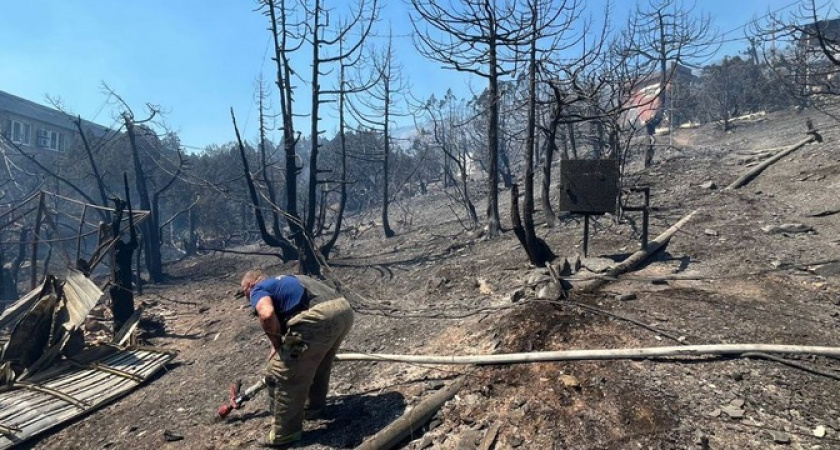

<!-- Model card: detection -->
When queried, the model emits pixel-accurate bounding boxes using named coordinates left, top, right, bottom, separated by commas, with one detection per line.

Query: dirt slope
left=27, top=108, right=840, bottom=450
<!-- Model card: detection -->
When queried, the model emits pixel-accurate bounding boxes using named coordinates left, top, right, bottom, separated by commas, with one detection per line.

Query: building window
left=37, top=129, right=65, bottom=152
left=11, top=120, right=31, bottom=145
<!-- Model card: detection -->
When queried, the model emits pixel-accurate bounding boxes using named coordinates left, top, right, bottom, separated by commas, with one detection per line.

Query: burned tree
left=255, top=0, right=377, bottom=275
left=109, top=175, right=139, bottom=333
left=624, top=0, right=717, bottom=166
left=320, top=27, right=381, bottom=257
left=411, top=0, right=528, bottom=237
left=350, top=34, right=409, bottom=238
left=508, top=0, right=576, bottom=265
left=423, top=91, right=479, bottom=230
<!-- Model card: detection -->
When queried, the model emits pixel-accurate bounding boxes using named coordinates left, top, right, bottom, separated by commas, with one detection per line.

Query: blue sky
left=0, top=0, right=826, bottom=151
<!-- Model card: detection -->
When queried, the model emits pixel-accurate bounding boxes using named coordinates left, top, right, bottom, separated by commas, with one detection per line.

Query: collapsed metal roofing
left=0, top=270, right=175, bottom=448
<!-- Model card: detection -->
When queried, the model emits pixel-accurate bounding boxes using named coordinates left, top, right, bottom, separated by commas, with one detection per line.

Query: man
left=240, top=269, right=354, bottom=447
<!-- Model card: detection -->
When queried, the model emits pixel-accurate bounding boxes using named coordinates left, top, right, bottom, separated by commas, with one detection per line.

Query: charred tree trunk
left=511, top=184, right=555, bottom=267
left=124, top=114, right=164, bottom=283
left=541, top=103, right=562, bottom=228
left=231, top=109, right=297, bottom=260
left=257, top=82, right=282, bottom=238
left=382, top=90, right=395, bottom=238
left=265, top=0, right=318, bottom=276
left=320, top=58, right=351, bottom=258
left=0, top=228, right=28, bottom=305
left=109, top=174, right=139, bottom=334
left=74, top=117, right=110, bottom=221
left=486, top=38, right=502, bottom=237
left=306, top=0, right=323, bottom=235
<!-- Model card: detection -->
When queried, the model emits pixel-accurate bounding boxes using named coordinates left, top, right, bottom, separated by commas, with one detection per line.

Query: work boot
left=303, top=407, right=322, bottom=420
left=261, top=429, right=302, bottom=448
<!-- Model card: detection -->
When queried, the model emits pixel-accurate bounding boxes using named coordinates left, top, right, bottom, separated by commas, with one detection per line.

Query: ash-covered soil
left=26, top=108, right=840, bottom=449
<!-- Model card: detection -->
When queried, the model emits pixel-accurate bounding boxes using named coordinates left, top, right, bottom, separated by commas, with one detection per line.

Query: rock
left=704, top=229, right=718, bottom=236
left=527, top=270, right=549, bottom=285
left=429, top=276, right=448, bottom=290
left=709, top=408, right=721, bottom=418
left=729, top=399, right=745, bottom=408
left=537, top=284, right=563, bottom=299
left=731, top=372, right=744, bottom=382
left=462, top=394, right=480, bottom=406
left=811, top=262, right=840, bottom=277
left=417, top=436, right=434, bottom=449
left=581, top=257, right=614, bottom=273
left=507, top=288, right=525, bottom=303
left=721, top=405, right=745, bottom=419
left=814, top=425, right=827, bottom=438
left=766, top=430, right=790, bottom=444
left=761, top=223, right=814, bottom=234
left=163, top=430, right=184, bottom=442
left=427, top=418, right=443, bottom=431
left=694, top=432, right=710, bottom=448
left=508, top=436, right=524, bottom=447
left=560, top=374, right=580, bottom=389
left=458, top=430, right=482, bottom=450
left=616, top=293, right=637, bottom=301
left=700, top=180, right=717, bottom=190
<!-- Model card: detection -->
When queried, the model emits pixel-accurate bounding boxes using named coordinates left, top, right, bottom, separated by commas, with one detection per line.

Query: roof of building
left=800, top=17, right=840, bottom=46
left=0, top=89, right=113, bottom=137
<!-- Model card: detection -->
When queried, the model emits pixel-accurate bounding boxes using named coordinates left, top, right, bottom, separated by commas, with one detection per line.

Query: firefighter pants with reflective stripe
left=265, top=297, right=354, bottom=439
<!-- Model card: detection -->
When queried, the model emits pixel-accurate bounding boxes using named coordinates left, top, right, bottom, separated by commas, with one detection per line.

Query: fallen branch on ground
left=573, top=210, right=698, bottom=293
left=725, top=131, right=822, bottom=190
left=336, top=344, right=840, bottom=365
left=354, top=376, right=465, bottom=450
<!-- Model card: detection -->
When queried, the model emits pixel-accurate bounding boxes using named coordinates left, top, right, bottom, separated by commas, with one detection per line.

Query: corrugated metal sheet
left=0, top=346, right=175, bottom=449
left=0, top=270, right=102, bottom=377
left=0, top=270, right=100, bottom=334
left=56, top=270, right=103, bottom=334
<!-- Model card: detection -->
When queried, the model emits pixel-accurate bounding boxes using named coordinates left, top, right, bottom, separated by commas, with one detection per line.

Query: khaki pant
left=265, top=297, right=354, bottom=439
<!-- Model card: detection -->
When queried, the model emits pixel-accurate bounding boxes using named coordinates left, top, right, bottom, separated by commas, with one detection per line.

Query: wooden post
left=30, top=193, right=45, bottom=290
left=76, top=205, right=87, bottom=264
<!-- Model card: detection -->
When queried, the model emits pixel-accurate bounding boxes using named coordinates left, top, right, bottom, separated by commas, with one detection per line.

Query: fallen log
left=572, top=210, right=698, bottom=293
left=354, top=376, right=465, bottom=450
left=725, top=132, right=821, bottom=190
left=336, top=344, right=840, bottom=365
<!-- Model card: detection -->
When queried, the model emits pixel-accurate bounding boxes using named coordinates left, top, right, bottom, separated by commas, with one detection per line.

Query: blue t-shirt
left=249, top=276, right=305, bottom=315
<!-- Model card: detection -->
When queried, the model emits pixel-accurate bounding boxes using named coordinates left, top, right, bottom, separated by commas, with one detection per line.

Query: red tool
left=217, top=378, right=267, bottom=419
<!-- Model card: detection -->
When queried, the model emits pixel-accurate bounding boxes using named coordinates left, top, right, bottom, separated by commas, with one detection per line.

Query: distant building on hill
left=796, top=17, right=840, bottom=94
left=798, top=17, right=840, bottom=54
left=624, top=63, right=696, bottom=132
left=0, top=89, right=112, bottom=154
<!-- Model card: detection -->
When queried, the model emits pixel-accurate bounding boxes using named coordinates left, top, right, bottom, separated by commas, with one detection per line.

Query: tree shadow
left=294, top=390, right=407, bottom=448
left=601, top=249, right=692, bottom=273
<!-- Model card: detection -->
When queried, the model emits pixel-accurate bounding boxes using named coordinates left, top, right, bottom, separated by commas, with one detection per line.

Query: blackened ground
left=25, top=108, right=840, bottom=449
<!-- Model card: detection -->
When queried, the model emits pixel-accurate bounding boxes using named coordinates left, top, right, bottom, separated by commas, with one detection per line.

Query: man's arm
left=254, top=296, right=284, bottom=355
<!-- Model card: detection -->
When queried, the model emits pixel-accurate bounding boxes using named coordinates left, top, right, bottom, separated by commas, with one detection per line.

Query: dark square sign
left=558, top=159, right=620, bottom=214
